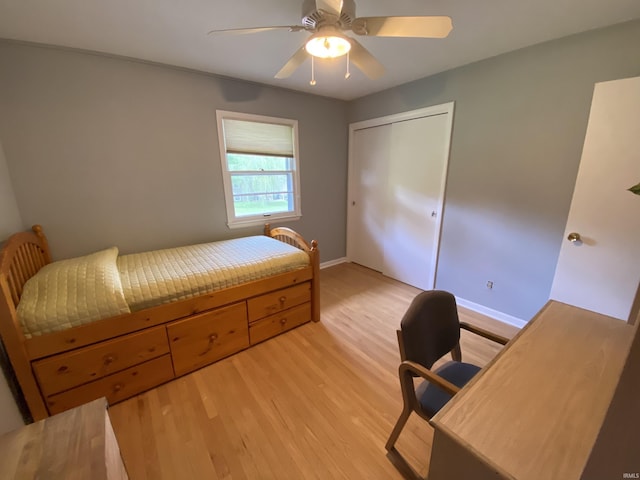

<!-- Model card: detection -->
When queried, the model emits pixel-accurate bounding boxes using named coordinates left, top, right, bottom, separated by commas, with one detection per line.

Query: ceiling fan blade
left=274, top=46, right=309, bottom=79
left=352, top=16, right=453, bottom=38
left=208, top=25, right=305, bottom=35
left=315, top=0, right=343, bottom=17
left=348, top=38, right=385, bottom=79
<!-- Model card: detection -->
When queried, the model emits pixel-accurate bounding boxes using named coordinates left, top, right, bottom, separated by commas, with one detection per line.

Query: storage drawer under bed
left=249, top=302, right=311, bottom=345
left=167, top=301, right=249, bottom=376
left=45, top=354, right=175, bottom=415
left=247, top=282, right=311, bottom=322
left=33, top=326, right=170, bottom=397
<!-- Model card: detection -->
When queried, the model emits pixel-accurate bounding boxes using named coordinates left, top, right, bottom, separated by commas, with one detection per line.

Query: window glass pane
left=230, top=174, right=291, bottom=196
left=227, top=153, right=291, bottom=172
left=233, top=193, right=292, bottom=217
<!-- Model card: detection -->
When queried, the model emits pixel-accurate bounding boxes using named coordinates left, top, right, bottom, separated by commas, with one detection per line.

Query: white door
left=347, top=124, right=391, bottom=272
left=347, top=103, right=454, bottom=290
left=383, top=114, right=450, bottom=289
left=550, top=76, right=640, bottom=321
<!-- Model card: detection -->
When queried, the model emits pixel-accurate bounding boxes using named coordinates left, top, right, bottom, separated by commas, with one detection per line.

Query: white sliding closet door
left=347, top=103, right=454, bottom=290
left=383, top=114, right=450, bottom=290
left=347, top=124, right=391, bottom=272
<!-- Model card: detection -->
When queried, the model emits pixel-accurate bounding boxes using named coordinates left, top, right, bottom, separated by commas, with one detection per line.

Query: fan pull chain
left=345, top=51, right=351, bottom=79
left=310, top=56, right=317, bottom=86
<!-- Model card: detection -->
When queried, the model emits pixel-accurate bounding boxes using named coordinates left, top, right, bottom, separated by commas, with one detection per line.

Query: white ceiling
left=1, top=0, right=639, bottom=101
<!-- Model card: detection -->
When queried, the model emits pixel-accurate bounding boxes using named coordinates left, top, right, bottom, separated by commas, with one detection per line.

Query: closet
left=347, top=103, right=454, bottom=290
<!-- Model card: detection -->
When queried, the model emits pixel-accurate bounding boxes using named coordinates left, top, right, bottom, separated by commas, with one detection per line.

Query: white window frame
left=216, top=110, right=302, bottom=229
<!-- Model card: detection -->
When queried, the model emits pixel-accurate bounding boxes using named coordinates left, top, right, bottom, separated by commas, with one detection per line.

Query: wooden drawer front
left=33, top=326, right=170, bottom=396
left=168, top=302, right=249, bottom=377
left=247, top=282, right=311, bottom=322
left=249, top=302, right=311, bottom=345
left=46, top=355, right=174, bottom=415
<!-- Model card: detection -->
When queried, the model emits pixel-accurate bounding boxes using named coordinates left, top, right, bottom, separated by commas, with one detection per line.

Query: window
left=216, top=111, right=302, bottom=228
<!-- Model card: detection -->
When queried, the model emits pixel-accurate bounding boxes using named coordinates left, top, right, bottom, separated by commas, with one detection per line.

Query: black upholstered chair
left=385, top=290, right=509, bottom=454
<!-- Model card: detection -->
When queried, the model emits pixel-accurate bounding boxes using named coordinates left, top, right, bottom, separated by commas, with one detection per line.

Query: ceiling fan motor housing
left=301, top=0, right=356, bottom=29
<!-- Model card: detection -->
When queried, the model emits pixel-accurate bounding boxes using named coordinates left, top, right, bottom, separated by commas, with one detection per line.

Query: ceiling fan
left=208, top=0, right=452, bottom=82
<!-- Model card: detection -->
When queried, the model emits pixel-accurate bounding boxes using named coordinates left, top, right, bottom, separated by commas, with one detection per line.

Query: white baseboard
left=455, top=297, right=527, bottom=329
left=320, top=257, right=348, bottom=269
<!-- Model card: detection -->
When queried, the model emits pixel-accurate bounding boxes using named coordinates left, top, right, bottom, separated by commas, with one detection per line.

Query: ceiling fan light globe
left=305, top=35, right=351, bottom=58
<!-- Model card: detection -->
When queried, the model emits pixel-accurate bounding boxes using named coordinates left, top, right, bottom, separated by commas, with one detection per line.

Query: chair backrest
left=399, top=290, right=461, bottom=369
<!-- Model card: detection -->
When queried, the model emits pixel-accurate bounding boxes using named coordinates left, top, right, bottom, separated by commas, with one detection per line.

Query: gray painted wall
left=348, top=20, right=640, bottom=321
left=0, top=138, right=25, bottom=433
left=0, top=140, right=23, bottom=239
left=0, top=42, right=348, bottom=262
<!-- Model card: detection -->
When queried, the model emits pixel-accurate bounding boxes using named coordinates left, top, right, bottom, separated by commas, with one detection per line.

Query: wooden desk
left=0, top=397, right=128, bottom=479
left=428, top=301, right=637, bottom=480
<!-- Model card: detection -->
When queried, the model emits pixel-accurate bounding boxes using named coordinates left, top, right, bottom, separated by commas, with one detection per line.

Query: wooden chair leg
left=385, top=407, right=412, bottom=451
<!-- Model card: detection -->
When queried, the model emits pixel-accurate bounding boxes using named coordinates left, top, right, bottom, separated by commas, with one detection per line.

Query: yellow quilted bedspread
left=117, top=235, right=309, bottom=311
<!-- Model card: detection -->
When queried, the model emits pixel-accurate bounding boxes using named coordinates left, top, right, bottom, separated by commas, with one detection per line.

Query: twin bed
left=0, top=224, right=319, bottom=420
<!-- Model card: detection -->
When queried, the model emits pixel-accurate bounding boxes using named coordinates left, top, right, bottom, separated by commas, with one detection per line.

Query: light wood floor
left=109, top=263, right=519, bottom=480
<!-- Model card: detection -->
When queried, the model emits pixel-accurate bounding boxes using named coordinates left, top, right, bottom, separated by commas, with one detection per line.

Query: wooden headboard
left=0, top=225, right=53, bottom=420
left=0, top=225, right=51, bottom=311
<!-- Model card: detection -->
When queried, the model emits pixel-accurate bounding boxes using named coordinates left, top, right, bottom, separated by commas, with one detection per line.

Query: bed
left=0, top=224, right=320, bottom=420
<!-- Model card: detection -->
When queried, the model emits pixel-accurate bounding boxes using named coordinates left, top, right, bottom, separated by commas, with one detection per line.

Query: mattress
left=17, top=235, right=310, bottom=337
left=117, top=235, right=310, bottom=311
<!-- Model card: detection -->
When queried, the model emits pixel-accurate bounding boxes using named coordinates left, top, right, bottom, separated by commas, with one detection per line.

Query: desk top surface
left=431, top=301, right=635, bottom=480
left=0, top=397, right=114, bottom=479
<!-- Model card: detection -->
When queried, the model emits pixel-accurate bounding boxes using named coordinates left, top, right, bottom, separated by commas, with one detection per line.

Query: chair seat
left=416, top=361, right=481, bottom=417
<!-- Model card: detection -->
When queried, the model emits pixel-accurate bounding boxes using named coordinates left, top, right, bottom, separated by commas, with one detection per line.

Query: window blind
left=222, top=119, right=294, bottom=157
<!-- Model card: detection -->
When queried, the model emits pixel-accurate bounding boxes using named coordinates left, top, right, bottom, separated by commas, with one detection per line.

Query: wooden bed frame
left=0, top=224, right=320, bottom=421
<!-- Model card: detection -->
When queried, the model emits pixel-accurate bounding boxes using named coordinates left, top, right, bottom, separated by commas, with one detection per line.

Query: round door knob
left=567, top=232, right=581, bottom=243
